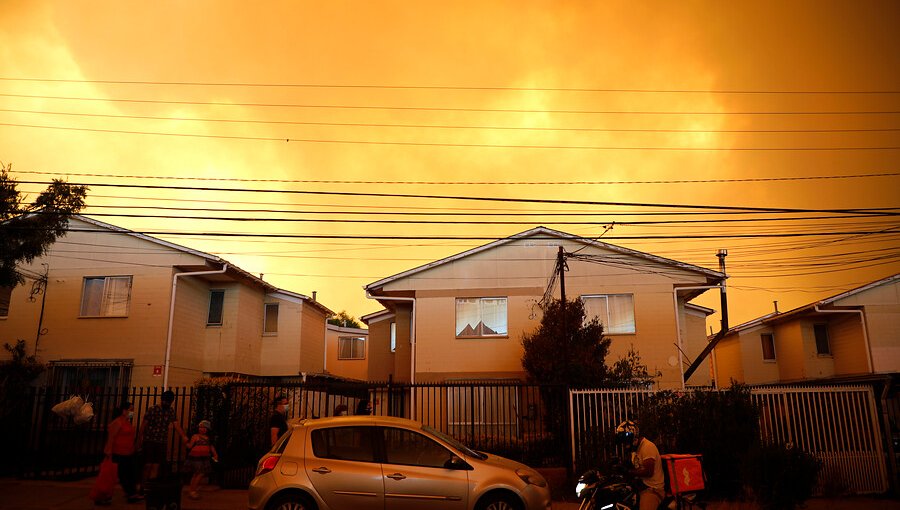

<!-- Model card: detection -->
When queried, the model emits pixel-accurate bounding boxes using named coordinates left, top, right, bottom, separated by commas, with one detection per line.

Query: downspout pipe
left=813, top=305, right=874, bottom=373
left=366, top=291, right=416, bottom=419
left=164, top=264, right=228, bottom=389
left=672, top=285, right=724, bottom=388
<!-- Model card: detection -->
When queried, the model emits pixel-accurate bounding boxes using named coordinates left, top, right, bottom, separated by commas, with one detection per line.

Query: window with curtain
left=80, top=276, right=132, bottom=317
left=581, top=294, right=635, bottom=334
left=207, top=290, right=224, bottom=325
left=761, top=333, right=776, bottom=361
left=455, top=297, right=507, bottom=337
left=264, top=303, right=279, bottom=333
left=339, top=337, right=366, bottom=359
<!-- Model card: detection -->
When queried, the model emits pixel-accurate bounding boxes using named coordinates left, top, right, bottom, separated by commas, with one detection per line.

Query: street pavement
left=1, top=477, right=898, bottom=510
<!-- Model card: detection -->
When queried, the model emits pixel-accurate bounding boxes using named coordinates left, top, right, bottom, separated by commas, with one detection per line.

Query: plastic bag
left=73, top=401, right=94, bottom=425
left=51, top=395, right=84, bottom=418
left=89, top=458, right=118, bottom=502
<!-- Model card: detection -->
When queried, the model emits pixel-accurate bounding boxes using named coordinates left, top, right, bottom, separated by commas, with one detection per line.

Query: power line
left=6, top=121, right=900, bottom=151
left=6, top=108, right=900, bottom=135
left=3, top=77, right=899, bottom=94
left=15, top=180, right=900, bottom=216
left=4, top=92, right=900, bottom=115
left=17, top=170, right=900, bottom=186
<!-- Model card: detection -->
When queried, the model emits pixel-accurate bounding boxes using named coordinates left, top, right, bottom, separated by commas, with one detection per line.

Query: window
left=814, top=324, right=831, bottom=355
left=80, top=276, right=132, bottom=317
left=264, top=303, right=278, bottom=333
left=207, top=290, right=224, bottom=326
left=311, top=426, right=376, bottom=462
left=455, top=297, right=507, bottom=337
left=761, top=333, right=776, bottom=361
left=338, top=337, right=366, bottom=359
left=382, top=428, right=453, bottom=468
left=390, top=322, right=396, bottom=352
left=48, top=360, right=133, bottom=391
left=0, top=286, right=11, bottom=317
left=582, top=294, right=635, bottom=334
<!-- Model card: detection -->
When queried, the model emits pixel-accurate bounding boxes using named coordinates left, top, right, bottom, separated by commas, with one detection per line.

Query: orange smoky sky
left=1, top=0, right=898, bottom=327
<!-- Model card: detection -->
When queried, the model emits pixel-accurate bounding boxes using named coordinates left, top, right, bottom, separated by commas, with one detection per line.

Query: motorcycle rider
left=616, top=420, right=665, bottom=510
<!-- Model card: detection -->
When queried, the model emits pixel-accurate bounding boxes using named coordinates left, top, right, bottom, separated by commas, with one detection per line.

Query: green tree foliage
left=639, top=386, right=761, bottom=498
left=0, top=340, right=45, bottom=475
left=1, top=163, right=88, bottom=287
left=521, top=298, right=611, bottom=386
left=609, top=345, right=658, bottom=388
left=327, top=310, right=362, bottom=329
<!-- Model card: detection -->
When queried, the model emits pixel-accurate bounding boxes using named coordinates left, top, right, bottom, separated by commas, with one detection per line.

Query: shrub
left=742, top=443, right=821, bottom=510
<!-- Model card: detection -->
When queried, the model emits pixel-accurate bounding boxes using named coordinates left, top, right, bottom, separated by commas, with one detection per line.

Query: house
left=325, top=323, right=371, bottom=381
left=363, top=226, right=725, bottom=389
left=0, top=215, right=333, bottom=388
left=713, top=273, right=900, bottom=385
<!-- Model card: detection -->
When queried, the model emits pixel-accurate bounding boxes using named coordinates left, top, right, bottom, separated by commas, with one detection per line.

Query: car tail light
left=256, top=455, right=280, bottom=476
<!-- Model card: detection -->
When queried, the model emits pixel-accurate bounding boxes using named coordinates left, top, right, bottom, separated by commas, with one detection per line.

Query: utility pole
left=684, top=249, right=729, bottom=381
left=717, top=249, right=729, bottom=332
left=558, top=247, right=568, bottom=381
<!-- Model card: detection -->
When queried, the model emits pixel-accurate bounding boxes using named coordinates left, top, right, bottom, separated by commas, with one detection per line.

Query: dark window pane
left=0, top=286, right=11, bottom=316
left=382, top=428, right=452, bottom=468
left=311, top=427, right=376, bottom=462
left=264, top=303, right=278, bottom=333
left=814, top=324, right=830, bottom=355
left=208, top=290, right=224, bottom=325
left=761, top=334, right=776, bottom=361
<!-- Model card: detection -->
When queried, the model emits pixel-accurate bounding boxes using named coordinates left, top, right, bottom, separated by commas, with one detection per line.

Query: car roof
left=290, top=415, right=425, bottom=429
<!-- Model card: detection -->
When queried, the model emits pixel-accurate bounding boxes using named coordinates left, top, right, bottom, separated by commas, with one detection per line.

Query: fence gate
left=752, top=385, right=889, bottom=494
left=570, top=385, right=890, bottom=495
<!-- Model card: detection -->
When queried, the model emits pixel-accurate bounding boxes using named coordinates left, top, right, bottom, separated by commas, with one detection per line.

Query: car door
left=305, top=425, right=385, bottom=510
left=380, top=426, right=469, bottom=510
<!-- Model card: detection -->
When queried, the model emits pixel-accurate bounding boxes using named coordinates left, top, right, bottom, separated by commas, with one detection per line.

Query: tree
left=0, top=340, right=45, bottom=475
left=521, top=298, right=611, bottom=387
left=1, top=163, right=88, bottom=287
left=609, top=345, right=658, bottom=388
left=328, top=310, right=362, bottom=329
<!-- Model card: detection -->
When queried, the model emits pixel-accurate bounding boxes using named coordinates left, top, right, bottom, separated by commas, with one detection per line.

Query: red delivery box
left=661, top=454, right=705, bottom=494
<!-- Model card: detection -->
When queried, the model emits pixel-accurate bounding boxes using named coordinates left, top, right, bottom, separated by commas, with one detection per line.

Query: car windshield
left=423, top=425, right=487, bottom=460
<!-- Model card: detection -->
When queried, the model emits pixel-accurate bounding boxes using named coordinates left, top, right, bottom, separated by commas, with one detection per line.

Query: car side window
left=311, top=426, right=376, bottom=463
left=382, top=427, right=454, bottom=468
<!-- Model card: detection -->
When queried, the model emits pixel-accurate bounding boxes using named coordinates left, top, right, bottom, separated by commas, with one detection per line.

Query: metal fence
left=569, top=385, right=891, bottom=495
left=20, top=380, right=569, bottom=488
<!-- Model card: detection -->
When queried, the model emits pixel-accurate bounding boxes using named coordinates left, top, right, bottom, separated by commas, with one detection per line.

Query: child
left=184, top=420, right=218, bottom=500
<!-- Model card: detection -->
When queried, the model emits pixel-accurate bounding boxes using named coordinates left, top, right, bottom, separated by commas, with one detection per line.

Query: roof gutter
left=164, top=264, right=228, bottom=389
left=813, top=305, right=873, bottom=373
left=366, top=291, right=416, bottom=420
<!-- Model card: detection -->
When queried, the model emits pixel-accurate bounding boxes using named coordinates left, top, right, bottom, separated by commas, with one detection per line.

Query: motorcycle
left=574, top=466, right=704, bottom=510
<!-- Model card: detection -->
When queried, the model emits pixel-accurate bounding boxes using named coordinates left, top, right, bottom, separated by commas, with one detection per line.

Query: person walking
left=355, top=399, right=373, bottom=415
left=269, top=395, right=289, bottom=446
left=184, top=420, right=219, bottom=500
left=100, top=401, right=143, bottom=504
left=138, top=390, right=188, bottom=483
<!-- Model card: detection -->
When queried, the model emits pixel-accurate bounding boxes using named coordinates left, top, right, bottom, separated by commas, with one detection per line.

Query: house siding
left=372, top=236, right=718, bottom=389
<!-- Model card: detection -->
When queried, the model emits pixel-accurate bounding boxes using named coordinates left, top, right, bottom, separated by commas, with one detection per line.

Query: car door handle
left=386, top=473, right=406, bottom=480
left=312, top=467, right=332, bottom=474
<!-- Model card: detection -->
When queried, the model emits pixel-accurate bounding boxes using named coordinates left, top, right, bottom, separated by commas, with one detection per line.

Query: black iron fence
left=17, top=380, right=570, bottom=488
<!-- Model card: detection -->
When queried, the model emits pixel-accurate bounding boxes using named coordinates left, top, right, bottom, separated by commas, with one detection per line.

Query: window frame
left=0, top=285, right=12, bottom=318
left=207, top=289, right=225, bottom=326
left=455, top=297, right=508, bottom=338
left=79, top=276, right=133, bottom=318
left=760, top=333, right=776, bottom=362
left=390, top=321, right=397, bottom=353
left=338, top=336, right=366, bottom=360
left=263, top=303, right=279, bottom=334
left=581, top=293, right=636, bottom=334
left=814, top=323, right=831, bottom=356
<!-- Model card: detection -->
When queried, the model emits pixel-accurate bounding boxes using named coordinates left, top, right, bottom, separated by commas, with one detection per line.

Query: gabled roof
left=724, top=272, right=900, bottom=336
left=365, top=226, right=724, bottom=291
left=67, top=215, right=331, bottom=314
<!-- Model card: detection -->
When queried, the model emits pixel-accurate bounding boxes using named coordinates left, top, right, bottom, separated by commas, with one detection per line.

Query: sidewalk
left=1, top=477, right=898, bottom=510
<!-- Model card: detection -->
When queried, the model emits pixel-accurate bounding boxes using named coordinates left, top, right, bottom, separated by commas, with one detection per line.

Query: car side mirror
left=444, top=456, right=473, bottom=470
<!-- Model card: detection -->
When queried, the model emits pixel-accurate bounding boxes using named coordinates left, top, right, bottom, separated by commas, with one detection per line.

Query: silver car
left=248, top=415, right=552, bottom=510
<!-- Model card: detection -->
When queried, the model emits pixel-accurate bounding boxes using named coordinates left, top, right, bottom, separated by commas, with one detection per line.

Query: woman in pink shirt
left=103, top=402, right=143, bottom=504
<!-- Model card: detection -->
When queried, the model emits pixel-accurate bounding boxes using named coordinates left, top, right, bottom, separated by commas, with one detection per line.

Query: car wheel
left=477, top=493, right=522, bottom=510
left=266, top=493, right=317, bottom=510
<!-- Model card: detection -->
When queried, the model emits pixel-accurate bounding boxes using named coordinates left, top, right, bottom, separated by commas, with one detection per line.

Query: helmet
left=615, top=420, right=639, bottom=446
